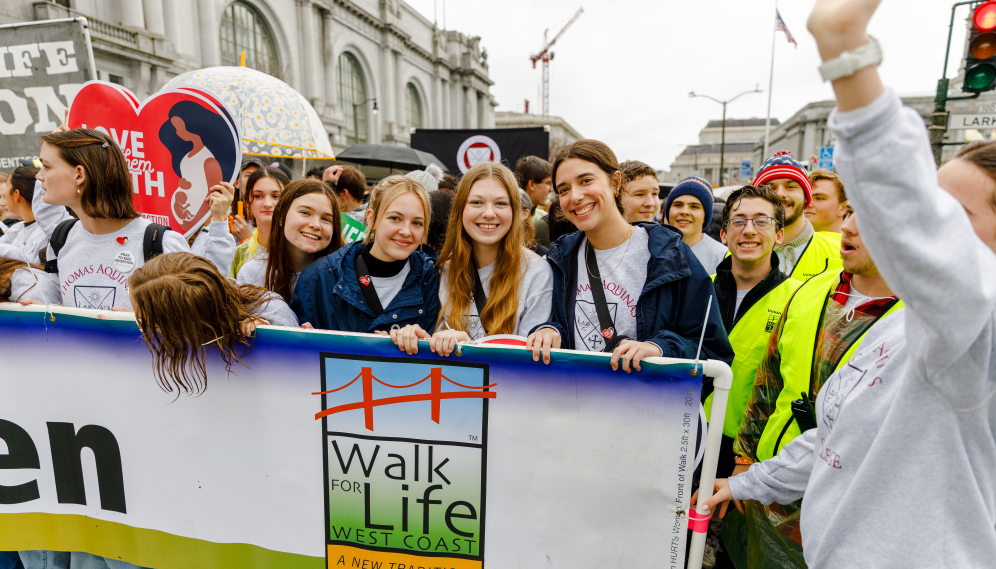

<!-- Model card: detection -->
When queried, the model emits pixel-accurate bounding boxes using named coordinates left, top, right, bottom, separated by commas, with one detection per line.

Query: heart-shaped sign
left=67, top=81, right=241, bottom=239
left=116, top=236, right=127, bottom=245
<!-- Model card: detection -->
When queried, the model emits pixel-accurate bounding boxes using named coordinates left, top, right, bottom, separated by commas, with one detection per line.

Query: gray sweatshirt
left=47, top=217, right=190, bottom=310
left=256, top=291, right=300, bottom=327
left=5, top=266, right=61, bottom=304
left=437, top=248, right=553, bottom=339
left=190, top=221, right=237, bottom=276
left=730, top=90, right=996, bottom=568
left=32, top=181, right=235, bottom=278
left=0, top=220, right=47, bottom=264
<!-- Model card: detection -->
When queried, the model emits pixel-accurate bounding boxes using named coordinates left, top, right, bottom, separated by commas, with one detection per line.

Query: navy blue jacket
left=290, top=241, right=441, bottom=333
left=532, top=222, right=734, bottom=364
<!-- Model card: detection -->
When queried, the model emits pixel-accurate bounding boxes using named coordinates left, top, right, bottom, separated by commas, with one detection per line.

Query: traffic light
left=964, top=1, right=996, bottom=93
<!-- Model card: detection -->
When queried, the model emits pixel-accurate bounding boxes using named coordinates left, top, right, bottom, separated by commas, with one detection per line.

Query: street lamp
left=689, top=86, right=762, bottom=187
left=351, top=98, right=378, bottom=144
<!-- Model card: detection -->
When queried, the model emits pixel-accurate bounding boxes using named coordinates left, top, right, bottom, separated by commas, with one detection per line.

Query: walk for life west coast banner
left=0, top=305, right=702, bottom=568
left=0, top=18, right=95, bottom=168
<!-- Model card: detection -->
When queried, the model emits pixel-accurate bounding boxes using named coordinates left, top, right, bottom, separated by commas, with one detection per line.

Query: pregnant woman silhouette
left=158, top=101, right=237, bottom=224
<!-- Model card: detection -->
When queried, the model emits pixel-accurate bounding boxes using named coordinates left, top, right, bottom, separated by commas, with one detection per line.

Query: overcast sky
left=405, top=0, right=968, bottom=171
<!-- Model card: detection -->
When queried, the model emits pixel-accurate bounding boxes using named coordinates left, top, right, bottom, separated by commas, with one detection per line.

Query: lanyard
left=584, top=240, right=626, bottom=352
left=354, top=253, right=384, bottom=315
left=471, top=258, right=488, bottom=336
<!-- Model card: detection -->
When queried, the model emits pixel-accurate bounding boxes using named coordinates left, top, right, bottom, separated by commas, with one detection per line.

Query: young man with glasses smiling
left=706, top=185, right=802, bottom=482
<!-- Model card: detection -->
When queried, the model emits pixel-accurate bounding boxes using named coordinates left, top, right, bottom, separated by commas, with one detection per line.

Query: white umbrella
left=164, top=66, right=334, bottom=161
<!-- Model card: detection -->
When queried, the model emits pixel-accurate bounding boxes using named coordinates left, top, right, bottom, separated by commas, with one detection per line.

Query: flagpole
left=763, top=0, right=777, bottom=161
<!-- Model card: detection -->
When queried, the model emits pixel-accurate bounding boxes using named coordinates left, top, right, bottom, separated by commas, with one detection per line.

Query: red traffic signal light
left=976, top=1, right=996, bottom=31
left=965, top=2, right=996, bottom=93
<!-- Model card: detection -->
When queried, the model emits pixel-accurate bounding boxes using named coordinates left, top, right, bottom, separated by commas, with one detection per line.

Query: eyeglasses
left=724, top=216, right=778, bottom=232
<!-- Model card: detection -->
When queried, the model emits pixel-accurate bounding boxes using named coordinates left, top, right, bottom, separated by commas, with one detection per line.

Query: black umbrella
left=336, top=144, right=450, bottom=172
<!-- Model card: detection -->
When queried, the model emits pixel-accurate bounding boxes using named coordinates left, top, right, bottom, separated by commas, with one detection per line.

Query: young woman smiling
left=291, top=175, right=440, bottom=333
left=229, top=166, right=289, bottom=279
left=236, top=179, right=344, bottom=301
left=525, top=139, right=733, bottom=373
left=391, top=162, right=553, bottom=356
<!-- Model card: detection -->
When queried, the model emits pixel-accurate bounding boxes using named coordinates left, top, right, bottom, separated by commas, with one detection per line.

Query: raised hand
left=808, top=0, right=885, bottom=111
left=208, top=182, right=235, bottom=222
left=808, top=0, right=882, bottom=60
left=323, top=165, right=344, bottom=184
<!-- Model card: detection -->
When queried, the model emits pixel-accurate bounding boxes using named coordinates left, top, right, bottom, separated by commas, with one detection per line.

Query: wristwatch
left=818, top=36, right=882, bottom=82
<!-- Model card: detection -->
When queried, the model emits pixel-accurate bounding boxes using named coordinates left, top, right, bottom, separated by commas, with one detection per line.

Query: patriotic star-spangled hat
left=753, top=150, right=813, bottom=207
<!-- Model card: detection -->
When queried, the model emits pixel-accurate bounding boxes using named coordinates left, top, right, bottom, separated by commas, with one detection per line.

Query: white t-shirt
left=573, top=227, right=651, bottom=351
left=437, top=248, right=554, bottom=340
left=47, top=217, right=190, bottom=310
left=371, top=261, right=411, bottom=310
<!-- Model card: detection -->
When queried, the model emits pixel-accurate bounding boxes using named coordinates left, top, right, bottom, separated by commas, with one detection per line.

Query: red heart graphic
left=602, top=328, right=614, bottom=339
left=116, top=236, right=127, bottom=245
left=359, top=276, right=371, bottom=286
left=67, top=81, right=241, bottom=239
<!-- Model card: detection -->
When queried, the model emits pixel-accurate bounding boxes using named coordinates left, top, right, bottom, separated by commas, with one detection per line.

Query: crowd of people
left=2, top=0, right=995, bottom=567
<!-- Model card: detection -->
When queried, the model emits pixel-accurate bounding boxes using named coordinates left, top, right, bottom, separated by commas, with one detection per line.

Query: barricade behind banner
left=0, top=306, right=703, bottom=568
left=0, top=18, right=95, bottom=168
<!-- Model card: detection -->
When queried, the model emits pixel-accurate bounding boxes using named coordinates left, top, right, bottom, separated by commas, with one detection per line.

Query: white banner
left=0, top=305, right=711, bottom=568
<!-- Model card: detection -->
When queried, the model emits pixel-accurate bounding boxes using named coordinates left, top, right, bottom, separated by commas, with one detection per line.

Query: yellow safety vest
left=705, top=275, right=802, bottom=438
left=785, top=231, right=842, bottom=282
left=754, top=269, right=904, bottom=461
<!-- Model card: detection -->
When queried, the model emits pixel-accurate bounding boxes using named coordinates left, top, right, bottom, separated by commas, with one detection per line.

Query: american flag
left=776, top=10, right=798, bottom=48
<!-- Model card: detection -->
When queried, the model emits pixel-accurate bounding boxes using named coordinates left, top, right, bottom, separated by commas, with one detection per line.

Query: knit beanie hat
left=665, top=176, right=714, bottom=231
left=752, top=150, right=813, bottom=207
left=405, top=163, right=445, bottom=192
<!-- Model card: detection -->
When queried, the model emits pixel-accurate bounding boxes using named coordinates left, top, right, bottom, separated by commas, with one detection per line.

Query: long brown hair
left=40, top=128, right=139, bottom=220
left=436, top=162, right=525, bottom=336
left=0, top=257, right=43, bottom=302
left=265, top=179, right=344, bottom=300
left=129, top=252, right=271, bottom=395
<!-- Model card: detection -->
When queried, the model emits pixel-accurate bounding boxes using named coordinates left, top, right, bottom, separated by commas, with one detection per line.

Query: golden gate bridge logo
left=313, top=367, right=496, bottom=431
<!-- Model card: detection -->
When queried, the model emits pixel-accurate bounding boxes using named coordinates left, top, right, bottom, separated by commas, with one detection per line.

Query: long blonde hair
left=129, top=252, right=270, bottom=395
left=364, top=175, right=431, bottom=244
left=437, top=162, right=524, bottom=336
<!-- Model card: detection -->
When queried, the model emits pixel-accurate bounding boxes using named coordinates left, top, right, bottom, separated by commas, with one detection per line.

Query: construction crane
left=530, top=7, right=583, bottom=117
